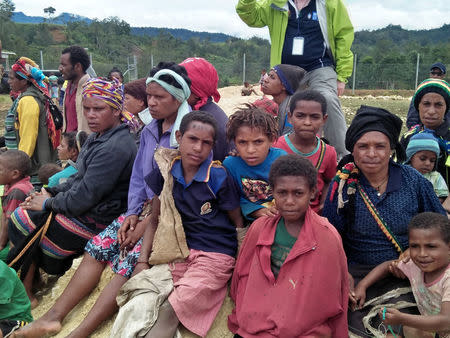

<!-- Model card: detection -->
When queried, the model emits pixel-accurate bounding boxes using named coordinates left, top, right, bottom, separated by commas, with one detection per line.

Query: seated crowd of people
left=0, top=46, right=450, bottom=338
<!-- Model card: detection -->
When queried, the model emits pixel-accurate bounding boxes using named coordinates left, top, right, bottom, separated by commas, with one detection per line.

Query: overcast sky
left=12, top=0, right=450, bottom=39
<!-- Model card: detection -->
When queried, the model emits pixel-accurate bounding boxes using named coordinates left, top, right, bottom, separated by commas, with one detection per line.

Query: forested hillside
left=1, top=3, right=449, bottom=88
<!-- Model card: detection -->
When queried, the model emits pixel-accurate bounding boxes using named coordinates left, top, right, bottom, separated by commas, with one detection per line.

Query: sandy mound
left=217, top=85, right=266, bottom=116
left=32, top=257, right=233, bottom=337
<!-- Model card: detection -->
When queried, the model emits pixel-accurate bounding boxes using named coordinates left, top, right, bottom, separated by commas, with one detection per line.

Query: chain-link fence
left=6, top=49, right=448, bottom=90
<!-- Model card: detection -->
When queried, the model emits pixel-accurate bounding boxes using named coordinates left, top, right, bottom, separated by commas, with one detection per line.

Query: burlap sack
left=149, top=148, right=190, bottom=265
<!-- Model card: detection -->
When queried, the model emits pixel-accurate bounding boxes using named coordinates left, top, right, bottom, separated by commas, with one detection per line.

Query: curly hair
left=61, top=46, right=90, bottom=72
left=269, top=154, right=317, bottom=190
left=124, top=78, right=148, bottom=108
left=226, top=104, right=278, bottom=142
left=409, top=212, right=450, bottom=243
left=148, top=61, right=191, bottom=90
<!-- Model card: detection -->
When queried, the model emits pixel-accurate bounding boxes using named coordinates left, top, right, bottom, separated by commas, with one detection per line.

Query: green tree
left=0, top=0, right=15, bottom=35
left=43, top=6, right=56, bottom=22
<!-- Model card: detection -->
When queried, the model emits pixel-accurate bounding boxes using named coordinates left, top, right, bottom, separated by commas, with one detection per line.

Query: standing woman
left=15, top=62, right=192, bottom=338
left=7, top=78, right=137, bottom=307
left=5, top=57, right=57, bottom=185
left=322, top=106, right=446, bottom=337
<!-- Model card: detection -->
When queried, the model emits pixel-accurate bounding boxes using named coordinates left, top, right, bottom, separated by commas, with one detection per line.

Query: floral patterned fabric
left=85, top=215, right=142, bottom=278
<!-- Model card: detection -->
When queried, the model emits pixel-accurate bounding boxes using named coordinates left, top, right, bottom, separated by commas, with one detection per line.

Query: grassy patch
left=340, top=96, right=410, bottom=133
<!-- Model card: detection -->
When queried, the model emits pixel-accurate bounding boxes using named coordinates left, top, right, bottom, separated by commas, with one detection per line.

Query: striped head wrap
left=82, top=77, right=124, bottom=111
left=413, top=78, right=450, bottom=113
left=12, top=57, right=49, bottom=95
left=146, top=69, right=191, bottom=147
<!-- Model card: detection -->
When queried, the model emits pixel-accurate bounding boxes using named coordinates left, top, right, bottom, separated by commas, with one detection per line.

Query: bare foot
left=14, top=318, right=62, bottom=338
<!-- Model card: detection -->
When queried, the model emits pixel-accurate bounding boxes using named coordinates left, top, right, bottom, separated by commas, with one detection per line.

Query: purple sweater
left=125, top=119, right=172, bottom=216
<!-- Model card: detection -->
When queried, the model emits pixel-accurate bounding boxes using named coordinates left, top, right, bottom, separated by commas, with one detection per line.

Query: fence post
left=243, top=53, right=246, bottom=84
left=133, top=54, right=138, bottom=80
left=151, top=54, right=154, bottom=70
left=415, top=53, right=420, bottom=89
left=40, top=50, right=44, bottom=70
left=352, top=53, right=357, bottom=95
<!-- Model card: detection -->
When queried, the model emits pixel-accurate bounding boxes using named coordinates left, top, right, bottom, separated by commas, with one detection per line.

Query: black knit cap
left=345, top=105, right=405, bottom=162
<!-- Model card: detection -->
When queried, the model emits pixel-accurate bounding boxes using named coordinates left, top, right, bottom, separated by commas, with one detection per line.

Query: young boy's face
left=176, top=121, right=215, bottom=169
left=0, top=157, right=18, bottom=186
left=289, top=100, right=327, bottom=142
left=273, top=175, right=316, bottom=224
left=234, top=126, right=273, bottom=166
left=261, top=70, right=284, bottom=96
left=409, top=227, right=450, bottom=281
left=410, top=150, right=436, bottom=175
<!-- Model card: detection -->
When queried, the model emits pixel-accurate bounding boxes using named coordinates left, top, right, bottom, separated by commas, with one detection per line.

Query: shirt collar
left=171, top=157, right=214, bottom=187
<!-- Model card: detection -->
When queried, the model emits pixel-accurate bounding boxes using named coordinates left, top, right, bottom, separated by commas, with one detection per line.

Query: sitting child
left=241, top=82, right=257, bottom=96
left=406, top=132, right=449, bottom=202
left=228, top=154, right=349, bottom=336
left=223, top=106, right=287, bottom=221
left=0, top=260, right=33, bottom=337
left=132, top=111, right=243, bottom=337
left=274, top=90, right=337, bottom=213
left=38, top=163, right=62, bottom=187
left=0, top=150, right=33, bottom=259
left=353, top=212, right=450, bottom=338
left=47, top=131, right=88, bottom=187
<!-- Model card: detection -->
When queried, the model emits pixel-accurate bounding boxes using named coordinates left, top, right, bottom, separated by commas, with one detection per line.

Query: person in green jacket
left=236, top=0, right=354, bottom=159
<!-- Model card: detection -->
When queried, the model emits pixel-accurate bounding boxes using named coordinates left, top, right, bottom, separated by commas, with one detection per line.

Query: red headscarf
left=179, top=57, right=221, bottom=110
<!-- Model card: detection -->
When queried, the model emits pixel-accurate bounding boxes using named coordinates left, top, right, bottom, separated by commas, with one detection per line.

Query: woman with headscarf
left=322, top=106, right=446, bottom=337
left=260, top=64, right=306, bottom=136
left=5, top=57, right=58, bottom=185
left=401, top=79, right=450, bottom=187
left=180, top=57, right=229, bottom=161
left=7, top=77, right=137, bottom=308
left=15, top=62, right=192, bottom=338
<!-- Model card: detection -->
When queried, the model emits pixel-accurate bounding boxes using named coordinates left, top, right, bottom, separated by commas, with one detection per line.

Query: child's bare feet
left=14, top=316, right=62, bottom=338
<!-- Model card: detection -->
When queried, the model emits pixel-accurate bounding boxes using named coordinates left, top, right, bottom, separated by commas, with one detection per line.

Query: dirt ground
left=3, top=87, right=410, bottom=336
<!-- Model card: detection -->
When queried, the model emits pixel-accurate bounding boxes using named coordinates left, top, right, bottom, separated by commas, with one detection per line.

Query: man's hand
left=337, top=80, right=346, bottom=96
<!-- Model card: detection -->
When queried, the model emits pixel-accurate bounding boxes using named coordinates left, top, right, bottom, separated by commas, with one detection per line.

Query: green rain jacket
left=236, top=0, right=354, bottom=83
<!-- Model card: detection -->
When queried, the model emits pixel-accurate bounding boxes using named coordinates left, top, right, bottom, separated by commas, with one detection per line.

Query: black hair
left=148, top=62, right=191, bottom=89
left=38, top=163, right=62, bottom=185
left=409, top=212, right=450, bottom=243
left=124, top=78, right=148, bottom=107
left=57, top=76, right=65, bottom=85
left=269, top=154, right=317, bottom=190
left=179, top=111, right=218, bottom=143
left=61, top=46, right=90, bottom=72
left=0, top=149, right=31, bottom=178
left=227, top=104, right=278, bottom=142
left=108, top=67, right=124, bottom=82
left=289, top=89, right=328, bottom=116
left=62, top=131, right=88, bottom=153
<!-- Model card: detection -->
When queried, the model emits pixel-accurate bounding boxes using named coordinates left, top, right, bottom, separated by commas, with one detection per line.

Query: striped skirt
left=8, top=207, right=107, bottom=275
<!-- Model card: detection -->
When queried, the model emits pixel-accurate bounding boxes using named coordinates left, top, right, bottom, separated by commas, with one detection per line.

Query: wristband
left=42, top=198, right=49, bottom=210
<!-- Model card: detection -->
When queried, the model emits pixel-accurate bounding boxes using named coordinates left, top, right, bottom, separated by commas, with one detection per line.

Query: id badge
left=292, top=36, right=304, bottom=56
